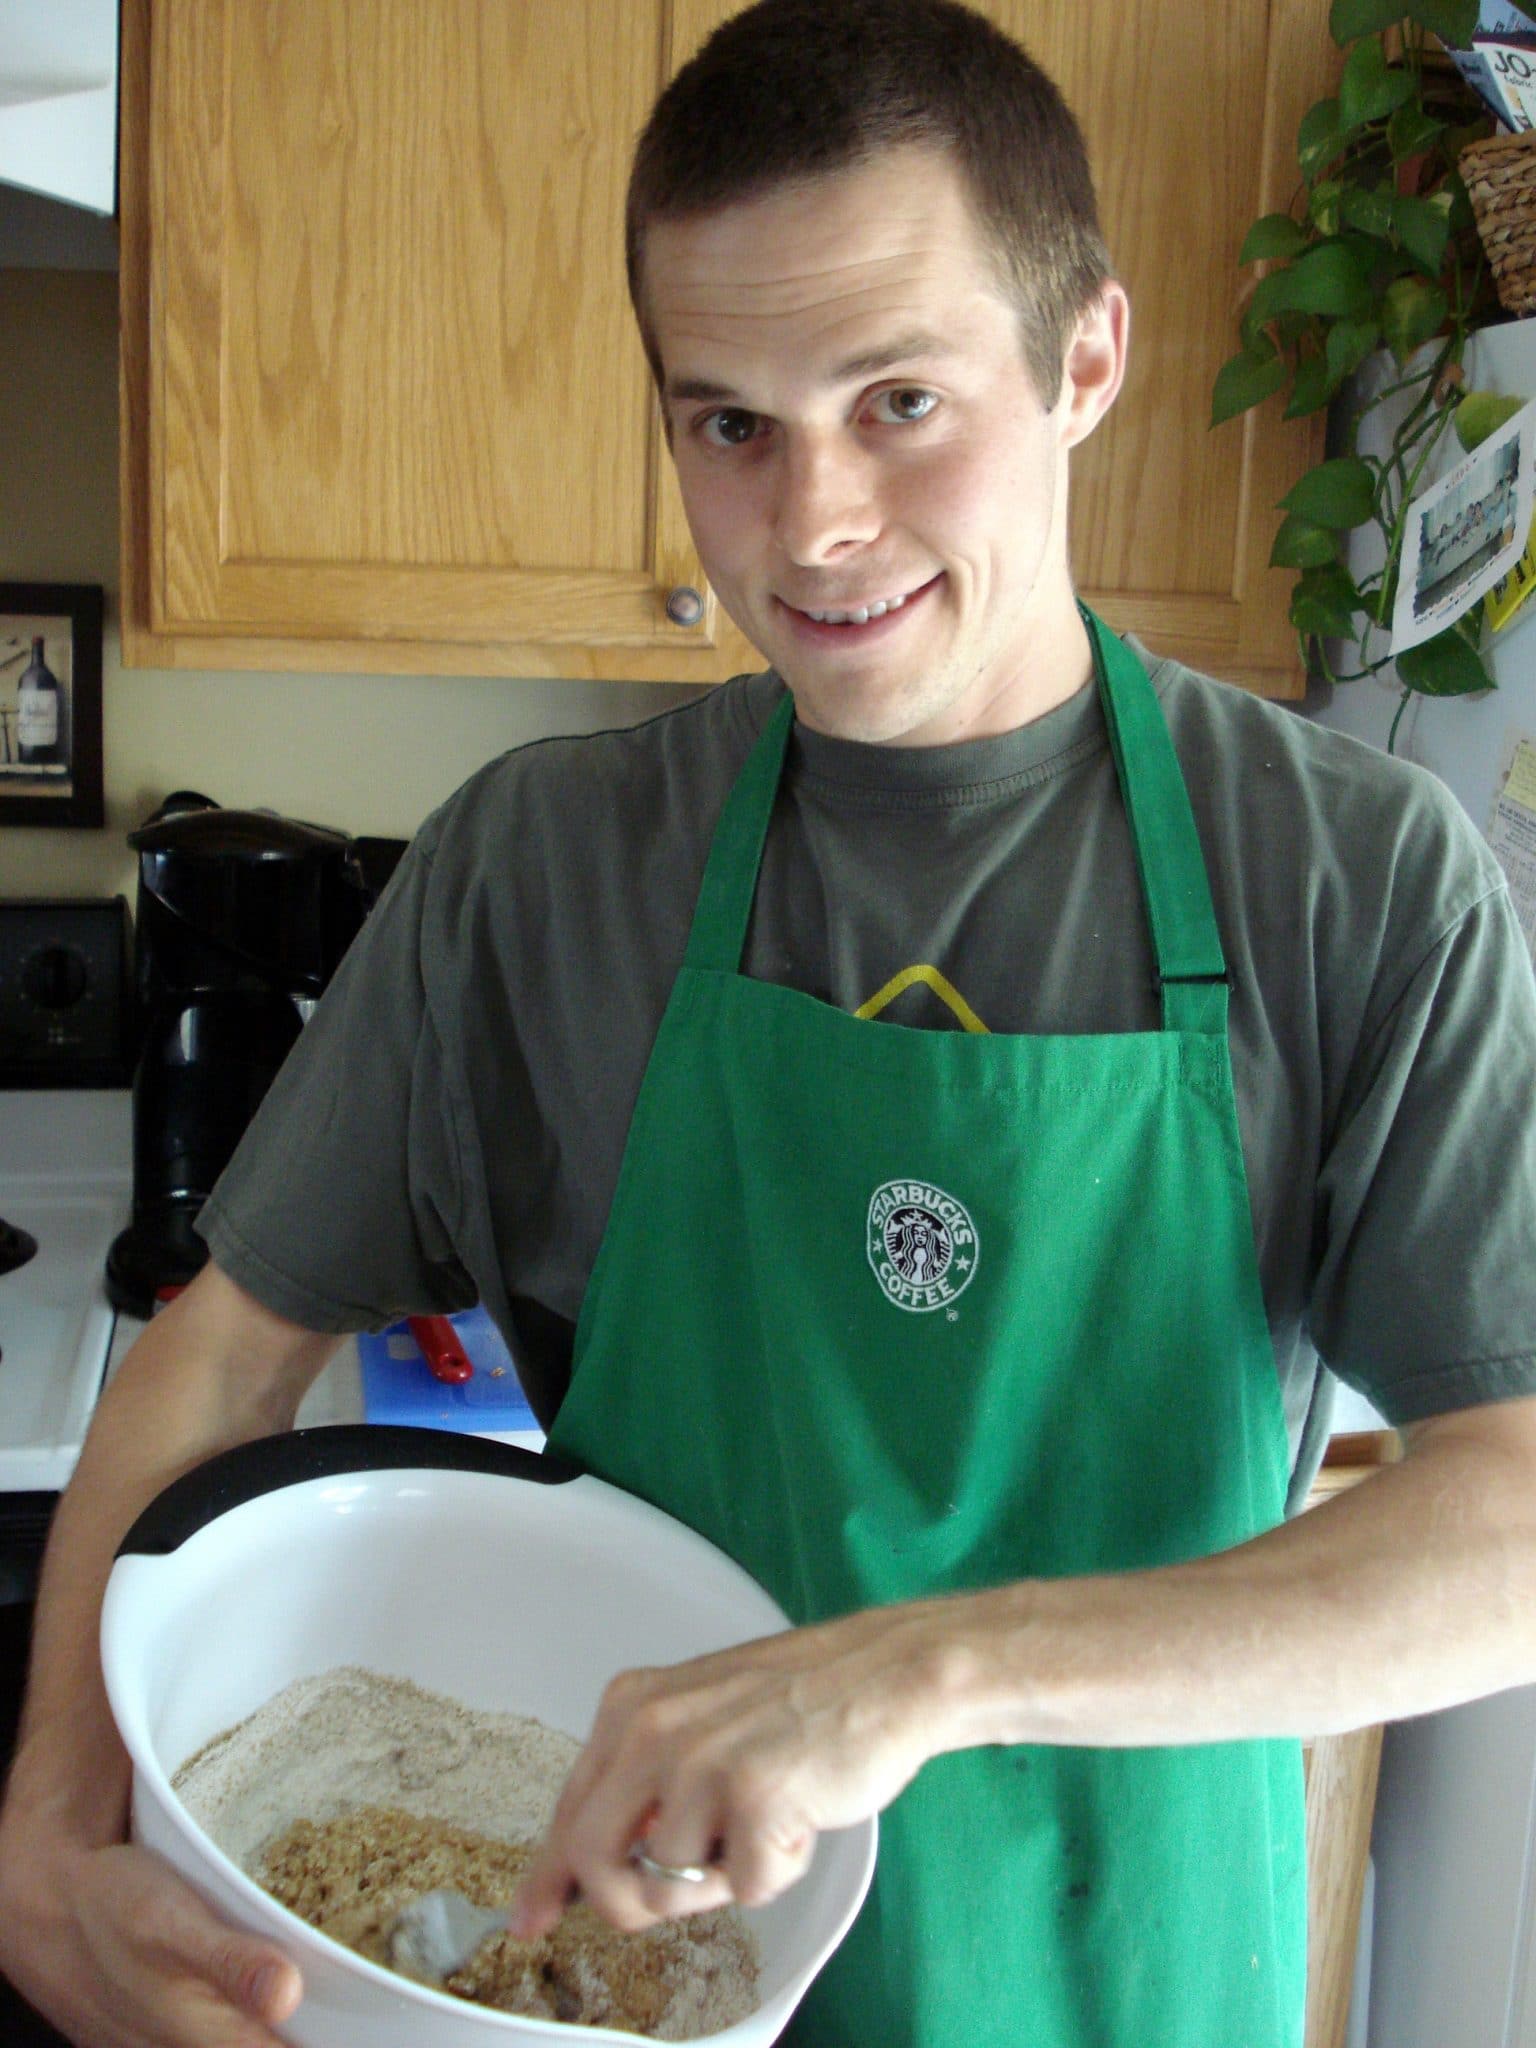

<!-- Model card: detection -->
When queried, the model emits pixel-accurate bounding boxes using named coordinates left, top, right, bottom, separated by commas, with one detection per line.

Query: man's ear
left=1057, top=283, right=1129, bottom=451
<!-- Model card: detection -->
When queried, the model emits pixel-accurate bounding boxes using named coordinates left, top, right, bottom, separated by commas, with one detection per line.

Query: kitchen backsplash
left=0, top=267, right=706, bottom=904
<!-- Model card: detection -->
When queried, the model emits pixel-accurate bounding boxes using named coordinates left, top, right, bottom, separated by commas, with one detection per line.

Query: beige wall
left=0, top=267, right=705, bottom=905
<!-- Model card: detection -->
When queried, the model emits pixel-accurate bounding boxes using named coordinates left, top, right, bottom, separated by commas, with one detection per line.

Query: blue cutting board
left=357, top=1304, right=541, bottom=1436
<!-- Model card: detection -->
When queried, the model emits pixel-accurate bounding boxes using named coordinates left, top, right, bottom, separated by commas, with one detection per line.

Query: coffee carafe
left=105, top=796, right=393, bottom=1317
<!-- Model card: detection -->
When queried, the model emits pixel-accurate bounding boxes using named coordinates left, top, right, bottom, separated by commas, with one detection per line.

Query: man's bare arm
left=514, top=1394, right=1536, bottom=1932
left=0, top=1262, right=342, bottom=2048
left=924, top=1396, right=1536, bottom=1747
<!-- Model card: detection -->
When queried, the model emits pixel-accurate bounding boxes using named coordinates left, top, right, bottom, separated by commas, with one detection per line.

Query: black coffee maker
left=106, top=795, right=402, bottom=1317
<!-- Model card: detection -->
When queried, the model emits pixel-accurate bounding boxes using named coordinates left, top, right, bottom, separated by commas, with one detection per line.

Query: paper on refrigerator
left=1390, top=401, right=1536, bottom=656
left=1486, top=733, right=1536, bottom=965
left=1479, top=38, right=1536, bottom=129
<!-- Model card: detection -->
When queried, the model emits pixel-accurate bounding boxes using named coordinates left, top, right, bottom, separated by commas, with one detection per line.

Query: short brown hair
left=626, top=0, right=1113, bottom=404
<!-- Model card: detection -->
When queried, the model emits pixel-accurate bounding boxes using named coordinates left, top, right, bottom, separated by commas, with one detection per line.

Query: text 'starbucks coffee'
left=865, top=1180, right=979, bottom=1312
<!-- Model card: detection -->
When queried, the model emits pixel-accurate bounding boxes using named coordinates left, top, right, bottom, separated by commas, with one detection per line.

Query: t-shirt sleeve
left=1310, top=858, right=1536, bottom=1423
left=196, top=832, right=476, bottom=1332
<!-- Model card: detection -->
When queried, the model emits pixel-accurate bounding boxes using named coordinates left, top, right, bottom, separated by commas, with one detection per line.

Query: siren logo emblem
left=866, top=1180, right=979, bottom=1313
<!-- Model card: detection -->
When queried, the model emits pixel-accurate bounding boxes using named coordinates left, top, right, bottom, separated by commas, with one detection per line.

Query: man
left=5, top=3, right=1536, bottom=2044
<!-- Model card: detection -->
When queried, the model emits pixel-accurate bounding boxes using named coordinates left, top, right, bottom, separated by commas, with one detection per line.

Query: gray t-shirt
left=200, top=649, right=1536, bottom=1507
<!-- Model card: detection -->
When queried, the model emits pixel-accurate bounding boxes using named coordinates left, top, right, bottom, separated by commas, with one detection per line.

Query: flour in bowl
left=173, top=1666, right=760, bottom=2038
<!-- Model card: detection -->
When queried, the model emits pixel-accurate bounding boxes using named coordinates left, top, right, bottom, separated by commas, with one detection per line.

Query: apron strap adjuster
left=1152, top=965, right=1232, bottom=1035
left=1151, top=968, right=1231, bottom=991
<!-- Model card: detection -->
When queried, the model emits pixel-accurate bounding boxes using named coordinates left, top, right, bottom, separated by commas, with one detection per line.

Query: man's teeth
left=802, top=592, right=910, bottom=625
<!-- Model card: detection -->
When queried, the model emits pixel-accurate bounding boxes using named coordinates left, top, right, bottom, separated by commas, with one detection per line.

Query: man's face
left=643, top=146, right=1125, bottom=746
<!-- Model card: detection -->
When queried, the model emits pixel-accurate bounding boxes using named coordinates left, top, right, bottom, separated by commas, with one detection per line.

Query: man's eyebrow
left=663, top=330, right=955, bottom=406
left=832, top=331, right=955, bottom=381
left=665, top=373, right=745, bottom=404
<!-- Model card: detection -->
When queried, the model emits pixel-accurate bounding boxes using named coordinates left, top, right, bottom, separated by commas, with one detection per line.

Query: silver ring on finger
left=631, top=1841, right=711, bottom=1885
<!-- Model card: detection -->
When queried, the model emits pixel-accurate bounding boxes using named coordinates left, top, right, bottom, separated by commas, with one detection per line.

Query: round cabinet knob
left=665, top=585, right=705, bottom=628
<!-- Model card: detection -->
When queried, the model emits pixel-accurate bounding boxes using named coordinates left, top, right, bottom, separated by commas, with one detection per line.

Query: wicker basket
left=1461, top=129, right=1536, bottom=317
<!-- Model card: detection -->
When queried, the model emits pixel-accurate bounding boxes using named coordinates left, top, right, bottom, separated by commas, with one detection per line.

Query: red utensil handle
left=407, top=1315, right=474, bottom=1384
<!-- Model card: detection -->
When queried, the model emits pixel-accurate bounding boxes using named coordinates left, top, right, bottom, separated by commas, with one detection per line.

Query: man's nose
left=771, top=433, right=881, bottom=564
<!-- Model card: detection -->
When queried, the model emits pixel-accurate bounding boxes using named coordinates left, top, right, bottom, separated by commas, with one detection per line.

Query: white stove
left=0, top=1089, right=138, bottom=1502
left=0, top=1088, right=366, bottom=1559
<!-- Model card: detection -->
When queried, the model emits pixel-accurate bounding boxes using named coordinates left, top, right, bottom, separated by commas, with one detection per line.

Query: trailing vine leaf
left=1330, top=0, right=1411, bottom=40
left=1285, top=353, right=1336, bottom=419
left=1381, top=274, right=1448, bottom=362
left=1271, top=514, right=1344, bottom=568
left=1332, top=0, right=1475, bottom=41
left=1325, top=316, right=1382, bottom=387
left=1339, top=38, right=1418, bottom=126
left=1246, top=242, right=1376, bottom=329
left=1395, top=626, right=1494, bottom=695
left=1280, top=456, right=1377, bottom=528
left=1387, top=102, right=1445, bottom=159
left=1391, top=194, right=1452, bottom=273
left=1405, top=0, right=1481, bottom=46
left=1239, top=214, right=1311, bottom=264
left=1299, top=98, right=1346, bottom=180
left=1341, top=185, right=1396, bottom=238
left=1454, top=391, right=1527, bottom=451
left=1310, top=181, right=1346, bottom=235
left=1211, top=346, right=1290, bottom=426
left=1291, top=563, right=1367, bottom=638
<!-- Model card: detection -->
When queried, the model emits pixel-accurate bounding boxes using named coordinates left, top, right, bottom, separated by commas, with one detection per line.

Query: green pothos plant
left=1214, top=0, right=1533, bottom=744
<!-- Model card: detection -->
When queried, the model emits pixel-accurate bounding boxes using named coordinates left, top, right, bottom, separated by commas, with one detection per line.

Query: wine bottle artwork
left=0, top=587, right=103, bottom=826
left=16, top=637, right=68, bottom=774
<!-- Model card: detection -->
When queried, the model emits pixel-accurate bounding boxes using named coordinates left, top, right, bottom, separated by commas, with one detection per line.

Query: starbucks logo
left=866, top=1180, right=978, bottom=1314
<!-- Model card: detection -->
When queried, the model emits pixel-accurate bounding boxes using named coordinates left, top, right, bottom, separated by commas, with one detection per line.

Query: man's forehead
left=644, top=147, right=975, bottom=296
left=642, top=153, right=1009, bottom=397
left=662, top=327, right=960, bottom=406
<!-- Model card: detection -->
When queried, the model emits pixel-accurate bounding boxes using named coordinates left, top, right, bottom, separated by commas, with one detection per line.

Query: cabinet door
left=122, top=0, right=750, bottom=679
left=123, top=0, right=1334, bottom=691
left=985, top=0, right=1335, bottom=696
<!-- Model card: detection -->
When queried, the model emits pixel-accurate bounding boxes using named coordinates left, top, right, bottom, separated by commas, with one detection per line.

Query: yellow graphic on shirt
left=855, top=965, right=991, bottom=1034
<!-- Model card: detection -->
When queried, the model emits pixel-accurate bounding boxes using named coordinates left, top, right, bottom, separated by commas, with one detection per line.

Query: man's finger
left=629, top=1858, right=736, bottom=1923
left=149, top=1976, right=303, bottom=2048
left=720, top=1820, right=816, bottom=1908
left=75, top=1847, right=305, bottom=2046
left=208, top=1945, right=303, bottom=2026
left=508, top=1851, right=581, bottom=1942
left=630, top=1784, right=734, bottom=1914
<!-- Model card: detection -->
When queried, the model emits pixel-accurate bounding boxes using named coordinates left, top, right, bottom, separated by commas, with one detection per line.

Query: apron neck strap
left=685, top=617, right=1229, bottom=1035
left=1084, top=609, right=1230, bottom=1033
left=683, top=689, right=796, bottom=977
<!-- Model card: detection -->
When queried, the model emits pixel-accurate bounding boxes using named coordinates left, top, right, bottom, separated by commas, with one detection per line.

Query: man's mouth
left=781, top=575, right=939, bottom=628
left=800, top=591, right=910, bottom=626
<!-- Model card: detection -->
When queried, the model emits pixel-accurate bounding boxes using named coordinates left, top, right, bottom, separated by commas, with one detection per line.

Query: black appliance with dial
left=104, top=797, right=404, bottom=1318
left=0, top=898, right=132, bottom=1089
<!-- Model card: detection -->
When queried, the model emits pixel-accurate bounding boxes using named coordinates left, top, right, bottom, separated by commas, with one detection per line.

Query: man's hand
left=511, top=1602, right=955, bottom=1938
left=514, top=1397, right=1536, bottom=1942
left=0, top=1827, right=301, bottom=2048
left=0, top=1265, right=341, bottom=2047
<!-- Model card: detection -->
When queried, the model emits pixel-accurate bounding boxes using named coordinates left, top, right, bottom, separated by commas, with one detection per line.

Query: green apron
left=548, top=613, right=1306, bottom=2048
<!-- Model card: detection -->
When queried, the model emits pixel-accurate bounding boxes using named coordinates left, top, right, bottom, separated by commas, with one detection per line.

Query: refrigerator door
left=1307, top=319, right=1536, bottom=2048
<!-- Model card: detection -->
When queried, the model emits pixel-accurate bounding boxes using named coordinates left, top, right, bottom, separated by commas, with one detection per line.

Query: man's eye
left=871, top=388, right=938, bottom=424
left=701, top=409, right=764, bottom=447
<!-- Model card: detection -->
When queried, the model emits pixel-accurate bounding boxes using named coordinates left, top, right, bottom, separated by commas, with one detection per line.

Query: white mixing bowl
left=101, top=1425, right=876, bottom=2048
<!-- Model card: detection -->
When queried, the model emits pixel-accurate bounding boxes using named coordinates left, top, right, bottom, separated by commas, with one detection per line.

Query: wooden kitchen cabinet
left=120, top=0, right=1338, bottom=692
left=1301, top=1432, right=1399, bottom=2048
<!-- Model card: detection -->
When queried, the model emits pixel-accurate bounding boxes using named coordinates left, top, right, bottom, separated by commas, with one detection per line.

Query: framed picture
left=0, top=583, right=105, bottom=827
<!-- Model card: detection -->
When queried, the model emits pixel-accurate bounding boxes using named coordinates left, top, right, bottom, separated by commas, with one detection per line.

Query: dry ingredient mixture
left=173, top=1666, right=760, bottom=2039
